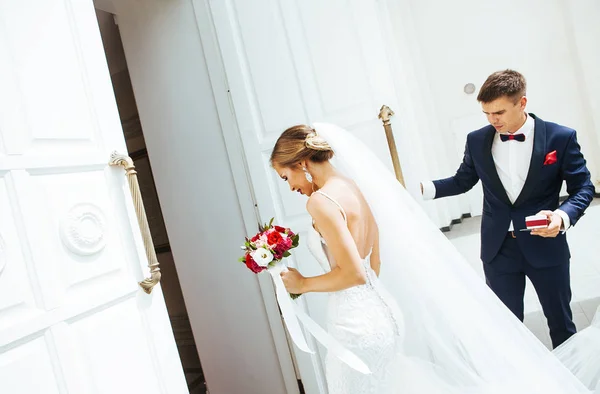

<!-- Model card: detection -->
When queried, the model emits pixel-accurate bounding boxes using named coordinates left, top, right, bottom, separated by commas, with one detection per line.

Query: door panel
left=210, top=0, right=401, bottom=391
left=0, top=0, right=187, bottom=393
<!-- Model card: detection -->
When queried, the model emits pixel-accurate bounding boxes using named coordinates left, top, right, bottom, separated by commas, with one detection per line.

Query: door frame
left=189, top=1, right=302, bottom=393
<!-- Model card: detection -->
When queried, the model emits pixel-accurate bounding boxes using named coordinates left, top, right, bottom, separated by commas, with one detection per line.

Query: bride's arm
left=282, top=195, right=367, bottom=294
left=370, top=232, right=381, bottom=277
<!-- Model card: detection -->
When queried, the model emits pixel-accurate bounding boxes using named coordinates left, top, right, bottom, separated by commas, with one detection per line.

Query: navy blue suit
left=433, top=113, right=595, bottom=347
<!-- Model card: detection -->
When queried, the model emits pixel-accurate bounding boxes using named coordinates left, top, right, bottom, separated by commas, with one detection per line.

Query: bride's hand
left=280, top=267, right=306, bottom=294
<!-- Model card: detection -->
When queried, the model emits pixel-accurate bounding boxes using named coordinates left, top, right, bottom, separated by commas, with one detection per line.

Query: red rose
left=267, top=231, right=283, bottom=245
left=282, top=237, right=292, bottom=248
left=245, top=254, right=265, bottom=274
left=273, top=244, right=286, bottom=259
left=250, top=233, right=261, bottom=242
left=274, top=226, right=286, bottom=233
left=273, top=237, right=292, bottom=260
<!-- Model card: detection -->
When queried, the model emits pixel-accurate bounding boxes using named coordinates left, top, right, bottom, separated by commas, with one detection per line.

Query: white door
left=209, top=0, right=403, bottom=392
left=0, top=1, right=187, bottom=393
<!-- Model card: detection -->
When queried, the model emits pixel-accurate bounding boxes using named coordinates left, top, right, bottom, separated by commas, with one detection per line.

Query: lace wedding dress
left=301, top=123, right=600, bottom=394
left=306, top=190, right=404, bottom=394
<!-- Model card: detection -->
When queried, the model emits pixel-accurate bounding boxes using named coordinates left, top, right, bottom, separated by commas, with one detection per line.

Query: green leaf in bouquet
left=292, top=234, right=300, bottom=248
left=238, top=256, right=246, bottom=263
left=283, top=251, right=291, bottom=258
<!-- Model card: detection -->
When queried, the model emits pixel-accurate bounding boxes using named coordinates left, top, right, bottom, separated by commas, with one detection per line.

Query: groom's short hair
left=477, top=69, right=527, bottom=104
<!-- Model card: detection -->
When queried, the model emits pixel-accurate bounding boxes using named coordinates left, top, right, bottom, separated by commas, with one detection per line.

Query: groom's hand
left=531, top=210, right=563, bottom=238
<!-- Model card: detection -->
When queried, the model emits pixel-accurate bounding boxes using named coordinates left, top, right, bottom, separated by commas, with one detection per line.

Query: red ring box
left=525, top=214, right=550, bottom=229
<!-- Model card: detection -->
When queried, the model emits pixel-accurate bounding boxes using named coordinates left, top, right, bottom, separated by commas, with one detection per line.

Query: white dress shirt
left=422, top=114, right=570, bottom=231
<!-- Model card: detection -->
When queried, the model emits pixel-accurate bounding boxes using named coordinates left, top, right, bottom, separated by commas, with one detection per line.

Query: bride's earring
left=303, top=167, right=313, bottom=183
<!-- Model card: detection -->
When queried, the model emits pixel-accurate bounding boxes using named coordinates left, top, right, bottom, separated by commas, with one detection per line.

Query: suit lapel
left=481, top=127, right=512, bottom=206
left=514, top=113, right=546, bottom=207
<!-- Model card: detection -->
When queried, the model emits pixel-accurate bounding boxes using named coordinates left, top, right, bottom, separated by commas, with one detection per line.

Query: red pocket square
left=544, top=150, right=557, bottom=165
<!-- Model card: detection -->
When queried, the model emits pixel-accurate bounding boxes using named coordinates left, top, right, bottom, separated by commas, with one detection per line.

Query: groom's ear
left=519, top=96, right=527, bottom=110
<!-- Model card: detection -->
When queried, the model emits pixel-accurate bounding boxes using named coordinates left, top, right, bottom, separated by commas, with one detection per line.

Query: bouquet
left=236, top=218, right=371, bottom=374
left=239, top=218, right=301, bottom=298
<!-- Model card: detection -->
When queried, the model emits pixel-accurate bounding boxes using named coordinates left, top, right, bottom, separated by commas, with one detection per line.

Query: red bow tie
left=500, top=133, right=526, bottom=142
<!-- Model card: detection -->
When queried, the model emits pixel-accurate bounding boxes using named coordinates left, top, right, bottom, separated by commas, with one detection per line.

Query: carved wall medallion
left=60, top=203, right=107, bottom=256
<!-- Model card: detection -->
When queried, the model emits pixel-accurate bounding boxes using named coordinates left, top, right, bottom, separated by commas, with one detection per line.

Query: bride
left=270, top=123, right=600, bottom=394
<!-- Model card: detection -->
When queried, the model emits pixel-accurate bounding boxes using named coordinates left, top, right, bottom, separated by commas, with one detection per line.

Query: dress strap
left=314, top=190, right=347, bottom=223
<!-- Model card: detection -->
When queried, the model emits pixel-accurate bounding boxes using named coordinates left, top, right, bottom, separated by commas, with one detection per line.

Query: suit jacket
left=433, top=114, right=595, bottom=267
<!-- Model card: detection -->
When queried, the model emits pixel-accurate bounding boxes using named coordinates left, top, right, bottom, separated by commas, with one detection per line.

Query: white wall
left=96, top=0, right=293, bottom=393
left=386, top=0, right=600, bottom=215
left=563, top=0, right=600, bottom=190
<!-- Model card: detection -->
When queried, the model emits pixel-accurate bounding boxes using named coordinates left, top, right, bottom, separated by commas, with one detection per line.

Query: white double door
left=0, top=0, right=186, bottom=393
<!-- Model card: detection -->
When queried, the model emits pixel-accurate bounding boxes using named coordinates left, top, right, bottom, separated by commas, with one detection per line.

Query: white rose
left=251, top=248, right=274, bottom=267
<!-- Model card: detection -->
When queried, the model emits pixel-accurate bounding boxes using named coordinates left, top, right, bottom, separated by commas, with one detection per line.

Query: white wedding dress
left=302, top=123, right=600, bottom=394
left=307, top=190, right=404, bottom=394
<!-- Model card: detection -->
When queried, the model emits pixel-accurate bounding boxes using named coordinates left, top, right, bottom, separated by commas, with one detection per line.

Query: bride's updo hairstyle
left=270, top=125, right=334, bottom=168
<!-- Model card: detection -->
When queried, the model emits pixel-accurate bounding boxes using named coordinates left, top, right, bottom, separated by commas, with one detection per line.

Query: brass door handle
left=109, top=152, right=161, bottom=294
left=378, top=105, right=405, bottom=187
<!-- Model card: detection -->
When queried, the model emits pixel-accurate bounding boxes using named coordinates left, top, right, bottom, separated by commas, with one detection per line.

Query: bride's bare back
left=310, top=176, right=381, bottom=275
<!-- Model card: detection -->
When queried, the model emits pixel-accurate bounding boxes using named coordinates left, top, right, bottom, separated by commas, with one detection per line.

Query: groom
left=421, top=69, right=595, bottom=348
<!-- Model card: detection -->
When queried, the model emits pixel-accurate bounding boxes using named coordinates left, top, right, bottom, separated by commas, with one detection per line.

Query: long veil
left=313, top=122, right=599, bottom=393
